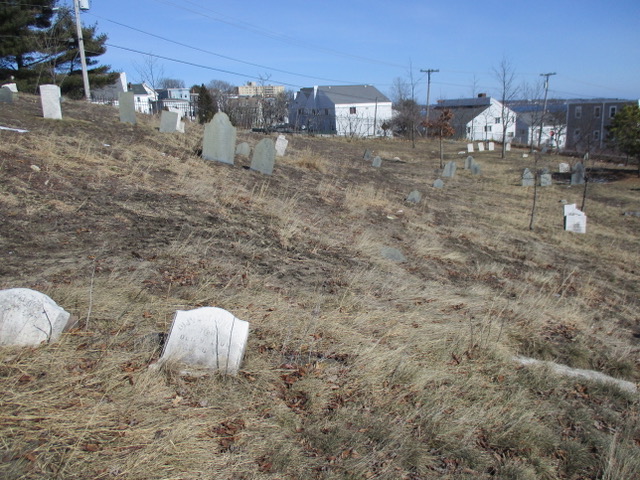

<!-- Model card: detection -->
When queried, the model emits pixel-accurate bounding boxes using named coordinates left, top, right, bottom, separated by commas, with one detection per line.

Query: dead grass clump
left=289, top=147, right=329, bottom=172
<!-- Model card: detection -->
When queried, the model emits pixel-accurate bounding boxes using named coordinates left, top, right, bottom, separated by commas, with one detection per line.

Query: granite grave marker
left=202, top=112, right=237, bottom=165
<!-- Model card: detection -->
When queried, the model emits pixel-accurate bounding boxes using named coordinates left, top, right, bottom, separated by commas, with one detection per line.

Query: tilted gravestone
left=363, top=149, right=372, bottom=161
left=571, top=162, right=585, bottom=185
left=467, top=143, right=474, bottom=153
left=0, top=288, right=71, bottom=346
left=235, top=142, right=251, bottom=157
left=433, top=178, right=444, bottom=189
left=442, top=160, right=457, bottom=178
left=202, top=112, right=236, bottom=165
left=558, top=162, right=570, bottom=173
left=275, top=134, right=288, bottom=157
left=540, top=173, right=552, bottom=187
left=372, top=156, right=382, bottom=168
left=465, top=156, right=474, bottom=169
left=118, top=91, right=136, bottom=124
left=160, top=307, right=249, bottom=375
left=477, top=142, right=485, bottom=152
left=471, top=162, right=482, bottom=175
left=488, top=142, right=495, bottom=151
left=406, top=190, right=422, bottom=203
left=522, top=168, right=535, bottom=187
left=39, top=84, right=62, bottom=120
left=563, top=204, right=587, bottom=234
left=381, top=246, right=406, bottom=263
left=251, top=138, right=276, bottom=175
left=159, top=110, right=185, bottom=133
left=0, top=86, right=14, bottom=103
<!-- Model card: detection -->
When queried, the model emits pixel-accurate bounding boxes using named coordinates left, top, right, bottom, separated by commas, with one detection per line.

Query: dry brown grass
left=1, top=94, right=639, bottom=479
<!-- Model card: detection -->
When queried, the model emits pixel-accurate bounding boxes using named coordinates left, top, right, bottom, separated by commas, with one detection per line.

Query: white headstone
left=522, top=168, right=535, bottom=187
left=372, top=156, right=382, bottom=168
left=477, top=142, right=485, bottom=152
left=235, top=142, right=251, bottom=157
left=0, top=288, right=71, bottom=346
left=505, top=143, right=511, bottom=151
left=275, top=134, right=288, bottom=157
left=159, top=110, right=184, bottom=133
left=2, top=82, right=18, bottom=93
left=563, top=204, right=587, bottom=234
left=488, top=142, right=495, bottom=151
left=160, top=307, right=249, bottom=375
left=202, top=112, right=236, bottom=165
left=467, top=143, right=474, bottom=153
left=442, top=160, right=457, bottom=178
left=118, top=91, right=136, bottom=124
left=251, top=138, right=276, bottom=175
left=39, top=84, right=62, bottom=120
left=559, top=162, right=570, bottom=173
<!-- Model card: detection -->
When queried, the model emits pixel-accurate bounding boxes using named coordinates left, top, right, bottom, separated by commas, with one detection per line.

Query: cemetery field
left=1, top=94, right=640, bottom=480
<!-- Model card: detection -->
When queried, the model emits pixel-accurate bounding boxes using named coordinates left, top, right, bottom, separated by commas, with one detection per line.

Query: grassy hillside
left=1, top=95, right=639, bottom=479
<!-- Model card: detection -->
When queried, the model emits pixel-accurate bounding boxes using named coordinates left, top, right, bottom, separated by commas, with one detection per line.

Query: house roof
left=129, top=84, right=150, bottom=95
left=432, top=104, right=491, bottom=123
left=317, top=85, right=391, bottom=104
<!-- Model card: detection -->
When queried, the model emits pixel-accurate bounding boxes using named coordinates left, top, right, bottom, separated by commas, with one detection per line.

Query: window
left=484, top=125, right=492, bottom=132
left=574, top=128, right=581, bottom=139
left=298, top=108, right=303, bottom=115
left=593, top=130, right=600, bottom=141
left=349, top=107, right=357, bottom=115
left=466, top=127, right=471, bottom=134
left=495, top=117, right=501, bottom=124
left=610, top=106, right=617, bottom=118
left=594, top=106, right=601, bottom=118
left=324, top=108, right=329, bottom=115
left=575, top=106, right=582, bottom=119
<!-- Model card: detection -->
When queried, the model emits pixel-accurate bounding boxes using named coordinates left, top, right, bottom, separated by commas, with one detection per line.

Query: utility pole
left=420, top=68, right=439, bottom=135
left=73, top=0, right=91, bottom=101
left=537, top=72, right=556, bottom=150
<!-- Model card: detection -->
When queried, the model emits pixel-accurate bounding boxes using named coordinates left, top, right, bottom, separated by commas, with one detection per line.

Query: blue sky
left=75, top=0, right=639, bottom=102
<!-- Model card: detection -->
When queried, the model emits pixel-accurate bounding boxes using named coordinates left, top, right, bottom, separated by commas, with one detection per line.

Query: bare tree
left=134, top=54, right=164, bottom=90
left=158, top=77, right=185, bottom=89
left=493, top=57, right=518, bottom=158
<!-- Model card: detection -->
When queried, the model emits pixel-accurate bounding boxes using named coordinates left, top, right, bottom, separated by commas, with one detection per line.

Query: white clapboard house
left=289, top=85, right=392, bottom=137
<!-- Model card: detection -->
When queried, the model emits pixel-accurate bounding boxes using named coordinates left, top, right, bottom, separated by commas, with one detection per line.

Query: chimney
left=478, top=93, right=487, bottom=98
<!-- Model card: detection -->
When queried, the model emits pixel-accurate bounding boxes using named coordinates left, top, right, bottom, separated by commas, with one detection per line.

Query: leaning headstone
left=465, top=156, right=474, bottom=169
left=275, top=134, right=288, bottom=157
left=250, top=138, right=276, bottom=175
left=406, top=190, right=422, bottom=203
left=381, top=246, right=406, bottom=263
left=235, top=142, right=251, bottom=157
left=433, top=178, right=444, bottom=189
left=467, top=143, right=474, bottom=153
left=0, top=288, right=71, bottom=346
left=563, top=204, right=587, bottom=234
left=372, top=156, right=382, bottom=168
left=571, top=162, right=585, bottom=185
left=471, top=162, right=482, bottom=175
left=488, top=142, right=495, bottom=151
left=522, top=168, right=535, bottom=187
left=540, top=173, right=552, bottom=187
left=39, top=84, right=62, bottom=120
left=118, top=91, right=136, bottom=124
left=160, top=307, right=249, bottom=375
left=0, top=86, right=13, bottom=103
left=363, top=149, right=372, bottom=161
left=477, top=142, right=485, bottom=152
left=442, top=160, right=457, bottom=178
left=558, top=162, right=570, bottom=173
left=202, top=112, right=236, bottom=165
left=159, top=110, right=184, bottom=133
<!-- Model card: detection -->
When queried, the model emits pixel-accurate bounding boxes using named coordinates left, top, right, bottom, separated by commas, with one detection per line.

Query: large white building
left=289, top=85, right=392, bottom=137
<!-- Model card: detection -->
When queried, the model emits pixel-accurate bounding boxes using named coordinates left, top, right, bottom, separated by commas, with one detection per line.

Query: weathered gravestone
left=571, top=162, right=585, bottom=185
left=381, top=246, right=406, bottom=263
left=558, top=162, right=570, bottom=173
left=406, top=190, right=422, bottom=203
left=471, top=162, right=482, bottom=175
left=0, top=288, right=71, bottom=346
left=488, top=142, right=495, bottom=151
left=0, top=86, right=14, bottom=103
left=235, top=142, right=251, bottom=157
left=2, top=82, right=18, bottom=93
left=505, top=143, right=511, bottom=151
left=202, top=112, right=236, bottom=165
left=465, top=156, right=474, bottom=169
left=442, top=160, right=457, bottom=178
left=372, top=156, right=382, bottom=168
left=118, top=91, right=136, bottom=124
left=160, top=307, right=249, bottom=375
left=275, top=135, right=288, bottom=157
left=251, top=138, right=276, bottom=175
left=563, top=204, right=586, bottom=234
left=363, top=149, right=372, bottom=161
left=477, top=142, right=485, bottom=152
left=39, top=84, right=62, bottom=120
left=159, top=110, right=185, bottom=133
left=433, top=178, right=444, bottom=189
left=467, top=143, right=474, bottom=153
left=522, top=168, right=535, bottom=187
left=540, top=173, right=552, bottom=187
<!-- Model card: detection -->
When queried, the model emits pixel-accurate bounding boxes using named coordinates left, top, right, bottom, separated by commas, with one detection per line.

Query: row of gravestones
left=0, top=288, right=249, bottom=375
left=467, top=142, right=500, bottom=153
left=521, top=162, right=585, bottom=187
